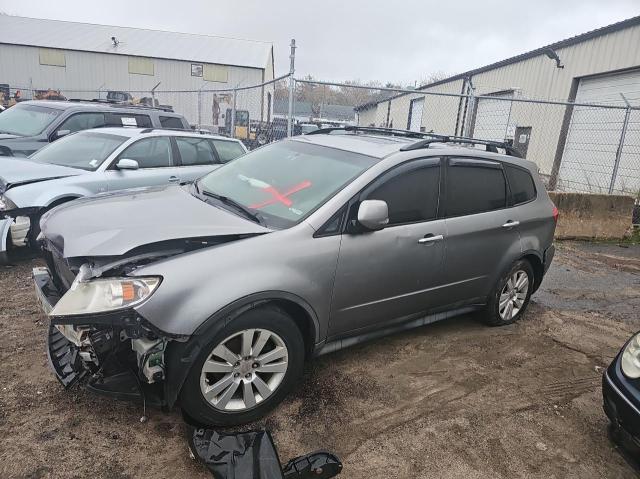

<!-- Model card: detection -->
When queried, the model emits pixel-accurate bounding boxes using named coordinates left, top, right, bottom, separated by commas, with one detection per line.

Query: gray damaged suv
left=33, top=128, right=557, bottom=426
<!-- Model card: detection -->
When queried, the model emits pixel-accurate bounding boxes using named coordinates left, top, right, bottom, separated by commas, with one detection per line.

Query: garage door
left=408, top=97, right=424, bottom=132
left=559, top=69, right=640, bottom=194
left=472, top=91, right=514, bottom=141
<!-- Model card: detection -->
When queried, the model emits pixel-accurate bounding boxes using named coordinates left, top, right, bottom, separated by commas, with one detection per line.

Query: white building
left=356, top=16, right=640, bottom=194
left=0, top=15, right=275, bottom=129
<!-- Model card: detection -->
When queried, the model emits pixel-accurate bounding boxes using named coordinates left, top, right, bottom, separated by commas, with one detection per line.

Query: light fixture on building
left=111, top=36, right=120, bottom=47
left=544, top=48, right=564, bottom=69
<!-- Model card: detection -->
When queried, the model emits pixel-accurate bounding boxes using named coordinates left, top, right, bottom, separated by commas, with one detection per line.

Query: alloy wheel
left=498, top=270, right=529, bottom=321
left=199, top=328, right=289, bottom=411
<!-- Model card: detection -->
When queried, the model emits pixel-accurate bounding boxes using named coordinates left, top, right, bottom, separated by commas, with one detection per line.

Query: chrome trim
left=418, top=234, right=444, bottom=244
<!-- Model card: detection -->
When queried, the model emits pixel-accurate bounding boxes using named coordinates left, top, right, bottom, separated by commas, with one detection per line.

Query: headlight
left=50, top=277, right=161, bottom=316
left=621, top=333, right=640, bottom=379
left=0, top=195, right=17, bottom=211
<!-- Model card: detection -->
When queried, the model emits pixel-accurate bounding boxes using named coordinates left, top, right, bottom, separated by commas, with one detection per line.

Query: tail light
left=552, top=205, right=559, bottom=224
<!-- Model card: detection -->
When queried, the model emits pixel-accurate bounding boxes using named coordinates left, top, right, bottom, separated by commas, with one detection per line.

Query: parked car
left=603, top=332, right=640, bottom=467
left=0, top=100, right=189, bottom=157
left=32, top=127, right=557, bottom=426
left=0, top=127, right=247, bottom=263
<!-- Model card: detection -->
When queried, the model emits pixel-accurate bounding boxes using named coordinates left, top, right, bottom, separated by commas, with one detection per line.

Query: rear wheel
left=180, top=306, right=304, bottom=426
left=483, top=259, right=534, bottom=326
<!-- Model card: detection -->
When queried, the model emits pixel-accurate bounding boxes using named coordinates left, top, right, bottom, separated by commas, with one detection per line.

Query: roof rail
left=399, top=135, right=522, bottom=158
left=306, top=126, right=450, bottom=140
left=67, top=98, right=174, bottom=112
left=140, top=127, right=210, bottom=134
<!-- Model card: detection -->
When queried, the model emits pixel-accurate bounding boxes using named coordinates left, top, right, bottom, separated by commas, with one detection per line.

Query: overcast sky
left=0, top=0, right=638, bottom=85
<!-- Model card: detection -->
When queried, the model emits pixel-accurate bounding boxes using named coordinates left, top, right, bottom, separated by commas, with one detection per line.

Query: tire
left=483, top=259, right=534, bottom=326
left=179, top=306, right=305, bottom=426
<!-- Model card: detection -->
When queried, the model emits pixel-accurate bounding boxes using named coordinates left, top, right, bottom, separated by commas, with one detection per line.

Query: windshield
left=30, top=131, right=128, bottom=171
left=0, top=103, right=62, bottom=136
left=197, top=140, right=377, bottom=228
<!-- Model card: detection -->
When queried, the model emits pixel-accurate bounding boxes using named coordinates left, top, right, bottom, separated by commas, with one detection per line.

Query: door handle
left=501, top=220, right=520, bottom=228
left=168, top=176, right=180, bottom=183
left=418, top=234, right=444, bottom=244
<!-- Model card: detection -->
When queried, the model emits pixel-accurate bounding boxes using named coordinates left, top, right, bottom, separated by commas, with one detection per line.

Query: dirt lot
left=1, top=241, right=639, bottom=478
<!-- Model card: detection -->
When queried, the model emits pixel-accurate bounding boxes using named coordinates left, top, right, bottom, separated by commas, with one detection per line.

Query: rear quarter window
left=211, top=140, right=246, bottom=163
left=505, top=164, right=536, bottom=205
left=160, top=116, right=185, bottom=129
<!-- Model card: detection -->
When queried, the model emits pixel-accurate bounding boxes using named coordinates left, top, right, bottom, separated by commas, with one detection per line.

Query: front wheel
left=180, top=306, right=304, bottom=426
left=483, top=259, right=534, bottom=326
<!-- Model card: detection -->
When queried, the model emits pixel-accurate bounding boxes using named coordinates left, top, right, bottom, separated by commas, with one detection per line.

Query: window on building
left=203, top=64, right=229, bottom=83
left=128, top=57, right=154, bottom=76
left=191, top=64, right=203, bottom=77
left=176, top=137, right=216, bottom=166
left=210, top=139, right=246, bottom=163
left=365, top=163, right=441, bottom=225
left=118, top=137, right=173, bottom=168
left=445, top=160, right=507, bottom=217
left=505, top=164, right=536, bottom=205
left=160, top=116, right=185, bottom=129
left=39, top=49, right=66, bottom=67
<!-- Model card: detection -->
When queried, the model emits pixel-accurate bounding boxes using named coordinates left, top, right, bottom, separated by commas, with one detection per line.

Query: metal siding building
left=0, top=15, right=275, bottom=128
left=356, top=16, right=640, bottom=191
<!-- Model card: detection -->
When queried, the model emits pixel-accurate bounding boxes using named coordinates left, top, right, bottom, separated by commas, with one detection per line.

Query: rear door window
left=445, top=159, right=507, bottom=217
left=505, top=164, right=536, bottom=205
left=210, top=140, right=246, bottom=163
left=117, top=137, right=173, bottom=168
left=160, top=116, right=185, bottom=129
left=107, top=113, right=152, bottom=128
left=175, top=137, right=216, bottom=165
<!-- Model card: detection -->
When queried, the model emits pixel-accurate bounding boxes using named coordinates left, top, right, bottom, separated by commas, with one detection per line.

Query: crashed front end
left=35, top=239, right=197, bottom=406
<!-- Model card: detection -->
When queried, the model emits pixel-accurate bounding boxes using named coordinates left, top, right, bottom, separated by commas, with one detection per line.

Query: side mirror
left=55, top=129, right=71, bottom=139
left=357, top=199, right=389, bottom=231
left=116, top=158, right=139, bottom=170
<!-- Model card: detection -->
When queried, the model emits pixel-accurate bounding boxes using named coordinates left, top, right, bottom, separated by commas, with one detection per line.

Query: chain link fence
left=302, top=79, right=639, bottom=198
left=3, top=77, right=639, bottom=203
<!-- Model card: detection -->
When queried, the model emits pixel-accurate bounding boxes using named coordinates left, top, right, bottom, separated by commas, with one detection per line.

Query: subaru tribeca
left=33, top=128, right=557, bottom=426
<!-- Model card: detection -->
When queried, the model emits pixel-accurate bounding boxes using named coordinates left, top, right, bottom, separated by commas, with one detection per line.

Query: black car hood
left=41, top=185, right=272, bottom=258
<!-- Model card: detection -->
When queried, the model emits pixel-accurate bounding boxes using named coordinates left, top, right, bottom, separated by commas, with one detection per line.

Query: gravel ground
left=0, top=241, right=639, bottom=478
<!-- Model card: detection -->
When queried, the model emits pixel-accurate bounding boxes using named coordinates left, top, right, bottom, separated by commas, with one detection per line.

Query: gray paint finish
left=39, top=133, right=557, bottom=342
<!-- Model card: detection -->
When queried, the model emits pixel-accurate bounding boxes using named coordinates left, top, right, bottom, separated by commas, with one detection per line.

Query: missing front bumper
left=34, top=266, right=169, bottom=405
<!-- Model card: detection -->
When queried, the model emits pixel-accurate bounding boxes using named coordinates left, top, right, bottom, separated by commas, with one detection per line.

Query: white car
left=0, top=127, right=247, bottom=262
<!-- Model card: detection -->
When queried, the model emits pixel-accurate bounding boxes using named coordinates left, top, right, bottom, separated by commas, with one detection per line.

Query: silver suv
left=33, top=128, right=557, bottom=426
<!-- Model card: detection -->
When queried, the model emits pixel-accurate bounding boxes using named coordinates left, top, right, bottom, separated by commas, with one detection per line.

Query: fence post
left=151, top=82, right=161, bottom=109
left=231, top=88, right=237, bottom=138
left=609, top=93, right=632, bottom=194
left=197, top=90, right=202, bottom=128
left=463, top=78, right=475, bottom=137
left=287, top=39, right=296, bottom=137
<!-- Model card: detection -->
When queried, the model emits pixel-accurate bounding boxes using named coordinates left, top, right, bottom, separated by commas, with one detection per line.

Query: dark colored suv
left=0, top=100, right=189, bottom=157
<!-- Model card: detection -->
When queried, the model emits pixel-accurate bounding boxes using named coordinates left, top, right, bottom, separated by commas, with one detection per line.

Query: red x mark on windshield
left=249, top=180, right=312, bottom=209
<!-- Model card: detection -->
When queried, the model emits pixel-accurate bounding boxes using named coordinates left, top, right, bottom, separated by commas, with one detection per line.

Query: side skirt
left=315, top=305, right=480, bottom=356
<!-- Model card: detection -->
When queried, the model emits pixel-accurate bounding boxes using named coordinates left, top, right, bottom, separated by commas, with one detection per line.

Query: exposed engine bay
left=39, top=233, right=252, bottom=404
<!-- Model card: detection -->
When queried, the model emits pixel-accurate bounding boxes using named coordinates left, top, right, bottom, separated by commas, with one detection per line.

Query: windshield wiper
left=200, top=189, right=266, bottom=226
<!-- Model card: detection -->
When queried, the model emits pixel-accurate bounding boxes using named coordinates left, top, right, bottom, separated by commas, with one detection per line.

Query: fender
left=163, top=291, right=321, bottom=408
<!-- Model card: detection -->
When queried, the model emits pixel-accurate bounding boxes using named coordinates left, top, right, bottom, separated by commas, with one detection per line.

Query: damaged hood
left=0, top=156, right=82, bottom=189
left=41, top=184, right=272, bottom=258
